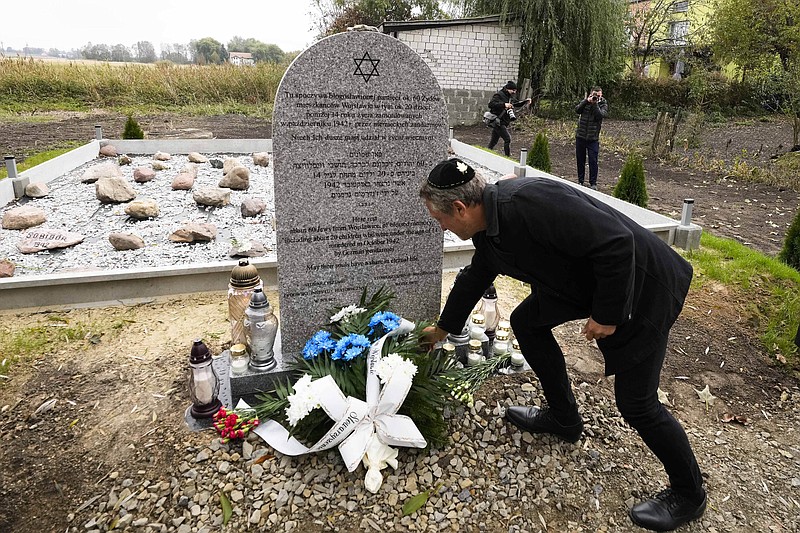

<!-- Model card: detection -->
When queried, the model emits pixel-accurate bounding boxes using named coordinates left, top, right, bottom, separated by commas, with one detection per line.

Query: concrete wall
left=394, top=22, right=523, bottom=126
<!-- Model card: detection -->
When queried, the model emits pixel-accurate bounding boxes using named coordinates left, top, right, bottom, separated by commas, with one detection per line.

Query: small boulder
left=0, top=259, right=15, bottom=278
left=188, top=152, right=209, bottom=164
left=16, top=228, right=85, bottom=254
left=2, top=205, right=47, bottom=230
left=125, top=198, right=160, bottom=219
left=96, top=177, right=136, bottom=203
left=171, top=173, right=196, bottom=191
left=193, top=188, right=230, bottom=207
left=181, top=163, right=199, bottom=178
left=252, top=152, right=270, bottom=167
left=133, top=167, right=156, bottom=183
left=152, top=162, right=170, bottom=171
left=241, top=197, right=266, bottom=217
left=153, top=151, right=172, bottom=161
left=219, top=166, right=250, bottom=190
left=229, top=240, right=268, bottom=258
left=25, top=182, right=49, bottom=198
left=169, top=222, right=217, bottom=243
left=109, top=233, right=145, bottom=250
left=118, top=154, right=133, bottom=166
left=81, top=161, right=123, bottom=184
left=222, top=158, right=242, bottom=174
left=99, top=144, right=118, bottom=157
left=209, top=159, right=223, bottom=169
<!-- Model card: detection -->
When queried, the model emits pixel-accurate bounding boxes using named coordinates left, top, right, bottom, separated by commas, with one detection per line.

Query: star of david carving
left=353, top=52, right=380, bottom=83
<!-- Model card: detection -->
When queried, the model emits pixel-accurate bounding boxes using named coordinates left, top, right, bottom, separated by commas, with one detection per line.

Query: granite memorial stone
left=273, top=30, right=449, bottom=354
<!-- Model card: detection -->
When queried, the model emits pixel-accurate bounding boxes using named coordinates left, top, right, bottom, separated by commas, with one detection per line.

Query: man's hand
left=422, top=325, right=449, bottom=347
left=505, top=103, right=513, bottom=109
left=581, top=318, right=616, bottom=341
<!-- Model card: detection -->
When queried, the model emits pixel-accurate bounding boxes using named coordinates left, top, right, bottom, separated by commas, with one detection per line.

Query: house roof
left=229, top=52, right=253, bottom=59
left=379, top=15, right=503, bottom=33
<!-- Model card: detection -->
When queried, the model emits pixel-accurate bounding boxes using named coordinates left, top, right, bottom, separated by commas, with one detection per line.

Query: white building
left=380, top=16, right=523, bottom=126
left=229, top=52, right=255, bottom=66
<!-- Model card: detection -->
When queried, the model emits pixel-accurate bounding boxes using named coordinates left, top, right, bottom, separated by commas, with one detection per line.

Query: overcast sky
left=1, top=0, right=320, bottom=53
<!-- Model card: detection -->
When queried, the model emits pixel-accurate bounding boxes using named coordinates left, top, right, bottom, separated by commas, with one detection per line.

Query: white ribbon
left=253, top=318, right=427, bottom=490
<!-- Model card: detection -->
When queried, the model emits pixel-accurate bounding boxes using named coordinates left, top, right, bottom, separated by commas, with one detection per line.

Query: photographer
left=575, top=86, right=608, bottom=190
left=488, top=81, right=531, bottom=157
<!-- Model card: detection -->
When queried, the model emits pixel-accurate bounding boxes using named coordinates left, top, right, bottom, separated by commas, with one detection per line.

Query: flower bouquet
left=251, top=287, right=459, bottom=492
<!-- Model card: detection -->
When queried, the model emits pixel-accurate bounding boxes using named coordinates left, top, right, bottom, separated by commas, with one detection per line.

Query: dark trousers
left=510, top=296, right=704, bottom=499
left=489, top=124, right=512, bottom=156
left=575, top=137, right=599, bottom=185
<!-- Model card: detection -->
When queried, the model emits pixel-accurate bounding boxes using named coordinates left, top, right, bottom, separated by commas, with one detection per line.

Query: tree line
left=79, top=36, right=289, bottom=65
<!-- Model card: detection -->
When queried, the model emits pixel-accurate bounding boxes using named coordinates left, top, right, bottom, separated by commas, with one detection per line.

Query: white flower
left=329, top=304, right=367, bottom=323
left=375, top=353, right=417, bottom=384
left=285, top=374, right=320, bottom=426
left=362, top=433, right=399, bottom=493
left=456, top=161, right=468, bottom=174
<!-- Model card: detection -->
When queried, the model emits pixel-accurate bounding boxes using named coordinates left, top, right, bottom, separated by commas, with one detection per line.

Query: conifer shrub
left=779, top=206, right=800, bottom=271
left=526, top=132, right=551, bottom=173
left=122, top=115, right=145, bottom=139
left=613, top=152, right=648, bottom=208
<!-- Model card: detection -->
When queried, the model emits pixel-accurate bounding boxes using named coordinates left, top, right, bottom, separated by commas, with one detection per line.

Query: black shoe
left=504, top=406, right=583, bottom=443
left=578, top=180, right=585, bottom=186
left=629, top=488, right=707, bottom=531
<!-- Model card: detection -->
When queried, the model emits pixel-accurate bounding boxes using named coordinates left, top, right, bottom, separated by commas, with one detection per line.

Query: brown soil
left=1, top=112, right=799, bottom=532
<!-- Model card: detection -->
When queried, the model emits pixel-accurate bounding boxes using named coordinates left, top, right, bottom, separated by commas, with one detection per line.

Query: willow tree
left=459, top=0, right=626, bottom=99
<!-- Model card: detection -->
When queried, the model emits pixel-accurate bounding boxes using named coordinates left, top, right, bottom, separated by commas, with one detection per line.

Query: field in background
left=0, top=57, right=285, bottom=114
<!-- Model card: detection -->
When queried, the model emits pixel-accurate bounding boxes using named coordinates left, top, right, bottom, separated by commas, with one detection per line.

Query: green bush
left=527, top=132, right=551, bottom=172
left=122, top=115, right=144, bottom=139
left=779, top=206, right=800, bottom=271
left=613, top=152, right=649, bottom=207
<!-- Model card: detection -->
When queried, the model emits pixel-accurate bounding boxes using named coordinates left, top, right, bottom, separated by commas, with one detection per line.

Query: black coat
left=575, top=97, right=608, bottom=141
left=438, top=177, right=692, bottom=375
left=489, top=88, right=526, bottom=127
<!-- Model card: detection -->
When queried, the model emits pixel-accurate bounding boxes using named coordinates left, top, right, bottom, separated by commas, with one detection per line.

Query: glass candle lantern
left=474, top=284, right=502, bottom=340
left=470, top=313, right=488, bottom=341
left=229, top=343, right=249, bottom=375
left=228, top=259, right=262, bottom=347
left=188, top=339, right=222, bottom=419
left=497, top=320, right=512, bottom=337
left=467, top=339, right=484, bottom=367
left=509, top=339, right=525, bottom=368
left=244, top=288, right=278, bottom=371
left=442, top=342, right=457, bottom=360
left=493, top=330, right=510, bottom=356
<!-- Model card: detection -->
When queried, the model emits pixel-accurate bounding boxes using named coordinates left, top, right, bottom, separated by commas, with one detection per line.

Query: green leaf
left=402, top=483, right=443, bottom=516
left=220, top=491, right=233, bottom=525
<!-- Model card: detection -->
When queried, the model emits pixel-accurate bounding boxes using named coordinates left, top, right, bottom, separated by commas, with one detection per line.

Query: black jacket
left=489, top=88, right=527, bottom=127
left=575, top=97, right=608, bottom=141
left=437, top=177, right=692, bottom=375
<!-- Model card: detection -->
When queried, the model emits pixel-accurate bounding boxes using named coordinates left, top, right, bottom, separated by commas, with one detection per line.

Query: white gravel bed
left=0, top=154, right=501, bottom=277
left=0, top=154, right=276, bottom=276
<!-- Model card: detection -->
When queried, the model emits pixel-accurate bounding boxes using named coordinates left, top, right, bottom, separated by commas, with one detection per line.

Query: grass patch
left=0, top=141, right=84, bottom=180
left=685, top=232, right=800, bottom=371
left=0, top=319, right=89, bottom=380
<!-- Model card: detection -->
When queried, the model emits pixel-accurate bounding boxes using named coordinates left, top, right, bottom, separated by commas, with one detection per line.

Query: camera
left=507, top=108, right=517, bottom=121
left=589, top=94, right=598, bottom=103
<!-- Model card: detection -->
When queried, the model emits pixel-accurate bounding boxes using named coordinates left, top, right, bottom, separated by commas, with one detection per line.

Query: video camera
left=507, top=108, right=517, bottom=121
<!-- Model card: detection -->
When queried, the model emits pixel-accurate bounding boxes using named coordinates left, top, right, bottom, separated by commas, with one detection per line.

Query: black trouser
left=489, top=124, right=512, bottom=156
left=510, top=296, right=704, bottom=499
left=575, top=137, right=599, bottom=185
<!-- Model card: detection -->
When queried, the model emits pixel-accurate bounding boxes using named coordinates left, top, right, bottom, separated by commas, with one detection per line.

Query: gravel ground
left=0, top=153, right=276, bottom=276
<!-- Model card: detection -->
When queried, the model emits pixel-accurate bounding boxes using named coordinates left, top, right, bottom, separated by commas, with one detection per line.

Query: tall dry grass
left=0, top=57, right=285, bottom=111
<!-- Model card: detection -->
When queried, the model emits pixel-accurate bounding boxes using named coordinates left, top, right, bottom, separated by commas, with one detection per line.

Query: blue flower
left=332, top=334, right=371, bottom=361
left=368, top=311, right=401, bottom=337
left=302, top=330, right=335, bottom=360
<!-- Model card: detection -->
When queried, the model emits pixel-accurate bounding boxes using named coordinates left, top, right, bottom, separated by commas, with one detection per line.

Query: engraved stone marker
left=273, top=30, right=449, bottom=354
left=16, top=229, right=85, bottom=254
